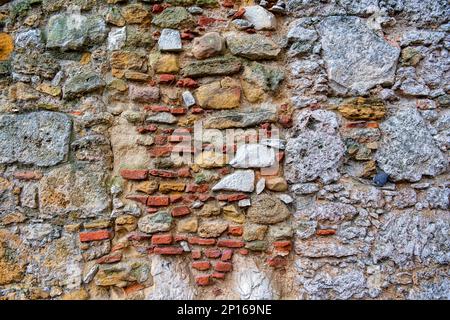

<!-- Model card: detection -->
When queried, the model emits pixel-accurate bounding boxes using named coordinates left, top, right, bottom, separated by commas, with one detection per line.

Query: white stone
left=107, top=27, right=126, bottom=51
left=277, top=194, right=293, bottom=204
left=243, top=6, right=277, bottom=31
left=238, top=199, right=251, bottom=207
left=256, top=178, right=266, bottom=194
left=158, top=29, right=182, bottom=52
left=230, top=144, right=275, bottom=168
left=260, top=138, right=286, bottom=149
left=212, top=170, right=255, bottom=192
left=182, top=91, right=196, bottom=107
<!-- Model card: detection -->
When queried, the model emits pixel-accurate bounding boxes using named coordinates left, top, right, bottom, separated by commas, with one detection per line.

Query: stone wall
left=0, top=0, right=448, bottom=300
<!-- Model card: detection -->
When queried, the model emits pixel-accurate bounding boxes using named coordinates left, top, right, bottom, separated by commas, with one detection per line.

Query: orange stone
left=0, top=33, right=14, bottom=61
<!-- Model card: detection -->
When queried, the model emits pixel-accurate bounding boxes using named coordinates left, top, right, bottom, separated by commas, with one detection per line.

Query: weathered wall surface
left=0, top=0, right=449, bottom=300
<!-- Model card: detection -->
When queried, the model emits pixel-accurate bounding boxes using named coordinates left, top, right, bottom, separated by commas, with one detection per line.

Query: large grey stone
left=372, top=210, right=450, bottom=267
left=285, top=110, right=345, bottom=184
left=212, top=170, right=255, bottom=192
left=203, top=108, right=277, bottom=129
left=375, top=108, right=447, bottom=182
left=46, top=12, right=107, bottom=51
left=39, top=164, right=110, bottom=217
left=0, top=111, right=71, bottom=167
left=318, top=16, right=400, bottom=95
left=63, top=70, right=105, bottom=99
left=226, top=32, right=281, bottom=60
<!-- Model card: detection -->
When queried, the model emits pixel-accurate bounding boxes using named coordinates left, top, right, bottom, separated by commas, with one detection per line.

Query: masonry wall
left=0, top=0, right=448, bottom=300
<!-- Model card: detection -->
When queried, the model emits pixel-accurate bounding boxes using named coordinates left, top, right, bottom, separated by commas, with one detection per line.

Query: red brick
left=145, top=105, right=170, bottom=112
left=162, top=128, right=174, bottom=134
left=222, top=0, right=234, bottom=8
left=232, top=7, right=245, bottom=19
left=149, top=145, right=173, bottom=157
left=151, top=234, right=173, bottom=245
left=149, top=169, right=177, bottom=178
left=215, top=261, right=232, bottom=272
left=125, top=194, right=149, bottom=205
left=228, top=226, right=243, bottom=236
left=147, top=207, right=159, bottom=214
left=152, top=4, right=163, bottom=13
left=185, top=183, right=209, bottom=193
left=169, top=194, right=183, bottom=203
left=176, top=78, right=198, bottom=88
left=177, top=167, right=191, bottom=178
left=97, top=251, right=122, bottom=264
left=211, top=272, right=225, bottom=279
left=174, top=235, right=187, bottom=242
left=153, top=246, right=184, bottom=255
left=279, top=114, right=293, bottom=128
left=238, top=248, right=249, bottom=255
left=171, top=206, right=190, bottom=217
left=195, top=275, right=211, bottom=286
left=128, top=232, right=152, bottom=241
left=147, top=196, right=170, bottom=206
left=158, top=74, right=176, bottom=84
left=267, top=256, right=288, bottom=268
left=13, top=170, right=43, bottom=180
left=198, top=16, right=217, bottom=26
left=215, top=194, right=248, bottom=202
left=182, top=194, right=198, bottom=203
left=111, top=243, right=126, bottom=252
left=137, top=124, right=157, bottom=133
left=221, top=249, right=233, bottom=261
left=168, top=134, right=188, bottom=142
left=198, top=194, right=213, bottom=202
left=316, top=229, right=336, bottom=236
left=204, top=249, right=221, bottom=258
left=79, top=230, right=111, bottom=242
left=191, top=249, right=202, bottom=259
left=191, top=107, right=204, bottom=114
left=217, top=239, right=245, bottom=248
left=188, top=237, right=216, bottom=246
left=124, top=283, right=145, bottom=296
left=120, top=169, right=148, bottom=180
left=170, top=107, right=187, bottom=115
left=154, top=135, right=168, bottom=145
left=273, top=240, right=292, bottom=248
left=192, top=261, right=211, bottom=271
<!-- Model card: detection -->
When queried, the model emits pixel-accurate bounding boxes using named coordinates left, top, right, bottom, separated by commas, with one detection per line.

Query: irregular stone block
left=375, top=108, right=447, bottom=181
left=203, top=108, right=277, bottom=129
left=226, top=32, right=281, bottom=60
left=338, top=97, right=386, bottom=120
left=230, top=144, right=275, bottom=168
left=158, top=29, right=182, bottom=52
left=247, top=194, right=290, bottom=224
left=318, top=16, right=399, bottom=95
left=192, top=32, right=225, bottom=59
left=212, top=170, right=255, bottom=192
left=63, top=70, right=105, bottom=99
left=0, top=111, right=71, bottom=167
left=243, top=5, right=276, bottom=31
left=182, top=56, right=242, bottom=78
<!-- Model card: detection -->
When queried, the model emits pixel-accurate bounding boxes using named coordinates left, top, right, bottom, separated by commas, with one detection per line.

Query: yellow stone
left=121, top=4, right=150, bottom=24
left=197, top=202, right=221, bottom=217
left=194, top=77, right=241, bottom=109
left=265, top=176, right=288, bottom=192
left=80, top=52, right=91, bottom=65
left=159, top=182, right=186, bottom=193
left=152, top=53, right=180, bottom=74
left=241, top=79, right=265, bottom=103
left=9, top=82, right=39, bottom=102
left=223, top=205, right=245, bottom=224
left=177, top=217, right=198, bottom=233
left=135, top=180, right=158, bottom=194
left=0, top=212, right=26, bottom=226
left=36, top=83, right=62, bottom=97
left=61, top=289, right=89, bottom=300
left=0, top=33, right=13, bottom=61
left=84, top=219, right=112, bottom=229
left=338, top=97, right=386, bottom=120
left=195, top=151, right=228, bottom=168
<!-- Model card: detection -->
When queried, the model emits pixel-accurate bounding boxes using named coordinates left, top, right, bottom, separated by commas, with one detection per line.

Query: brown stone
left=134, top=181, right=159, bottom=194
left=159, top=182, right=186, bottom=193
left=194, top=77, right=241, bottom=109
left=338, top=97, right=386, bottom=120
left=121, top=4, right=150, bottom=24
left=0, top=33, right=13, bottom=61
left=265, top=176, right=288, bottom=192
left=195, top=151, right=228, bottom=168
left=177, top=217, right=198, bottom=233
left=192, top=32, right=225, bottom=60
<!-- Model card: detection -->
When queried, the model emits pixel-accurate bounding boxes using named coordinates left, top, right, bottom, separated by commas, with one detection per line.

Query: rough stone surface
left=318, top=16, right=400, bottom=95
left=230, top=144, right=276, bottom=168
left=247, top=195, right=290, bottom=224
left=226, top=32, right=281, bottom=60
left=375, top=108, right=447, bottom=181
left=0, top=112, right=71, bottom=167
